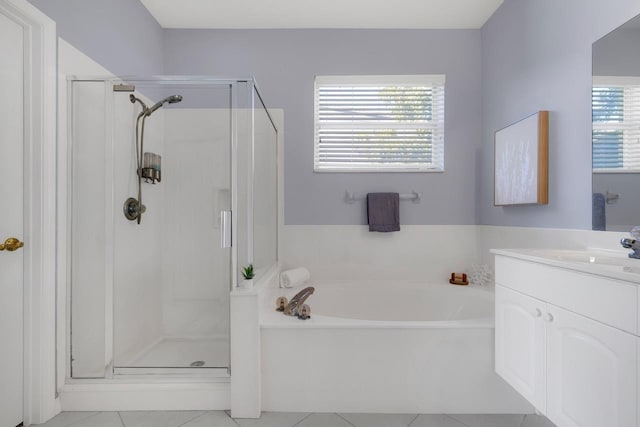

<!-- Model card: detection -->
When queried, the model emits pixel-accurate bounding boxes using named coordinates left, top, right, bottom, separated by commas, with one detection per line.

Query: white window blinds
left=314, top=75, right=445, bottom=172
left=593, top=77, right=640, bottom=172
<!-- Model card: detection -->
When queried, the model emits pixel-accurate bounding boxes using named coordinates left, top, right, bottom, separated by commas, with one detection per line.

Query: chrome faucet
left=621, top=237, right=640, bottom=259
left=621, top=227, right=640, bottom=258
left=284, top=286, right=315, bottom=317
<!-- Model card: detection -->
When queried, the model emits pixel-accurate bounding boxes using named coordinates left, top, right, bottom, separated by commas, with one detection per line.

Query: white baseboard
left=59, top=381, right=230, bottom=411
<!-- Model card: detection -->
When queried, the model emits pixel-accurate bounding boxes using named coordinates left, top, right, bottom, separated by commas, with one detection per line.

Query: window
left=592, top=77, right=640, bottom=172
left=314, top=75, right=445, bottom=172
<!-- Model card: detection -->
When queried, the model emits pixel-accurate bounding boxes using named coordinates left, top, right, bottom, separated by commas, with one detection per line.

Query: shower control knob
left=544, top=313, right=554, bottom=322
left=534, top=308, right=542, bottom=318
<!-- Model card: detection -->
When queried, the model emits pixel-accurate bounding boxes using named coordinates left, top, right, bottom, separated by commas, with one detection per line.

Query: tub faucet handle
left=275, top=296, right=288, bottom=312
left=297, top=304, right=311, bottom=320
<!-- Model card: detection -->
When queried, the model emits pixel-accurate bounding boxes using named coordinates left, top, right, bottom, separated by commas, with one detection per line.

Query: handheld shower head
left=146, top=94, right=183, bottom=116
left=125, top=93, right=183, bottom=224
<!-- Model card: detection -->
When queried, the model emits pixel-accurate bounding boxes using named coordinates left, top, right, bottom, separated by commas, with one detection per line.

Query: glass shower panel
left=253, top=88, right=278, bottom=275
left=69, top=80, right=110, bottom=378
left=68, top=76, right=276, bottom=379
left=111, top=81, right=232, bottom=373
left=235, top=81, right=251, bottom=286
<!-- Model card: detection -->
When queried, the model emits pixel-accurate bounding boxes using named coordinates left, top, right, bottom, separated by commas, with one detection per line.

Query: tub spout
left=284, top=286, right=315, bottom=317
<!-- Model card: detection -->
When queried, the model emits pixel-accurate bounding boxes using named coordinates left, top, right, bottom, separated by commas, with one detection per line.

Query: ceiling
left=140, top=0, right=504, bottom=30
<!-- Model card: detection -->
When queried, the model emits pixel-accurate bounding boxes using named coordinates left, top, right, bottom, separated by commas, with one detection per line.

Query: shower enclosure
left=66, top=76, right=277, bottom=379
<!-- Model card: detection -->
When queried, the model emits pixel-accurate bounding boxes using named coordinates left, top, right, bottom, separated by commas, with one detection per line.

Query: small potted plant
left=240, top=264, right=255, bottom=288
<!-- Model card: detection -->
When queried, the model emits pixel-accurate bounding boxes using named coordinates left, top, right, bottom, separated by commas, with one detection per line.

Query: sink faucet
left=621, top=226, right=640, bottom=259
left=621, top=237, right=640, bottom=259
left=284, top=286, right=315, bottom=317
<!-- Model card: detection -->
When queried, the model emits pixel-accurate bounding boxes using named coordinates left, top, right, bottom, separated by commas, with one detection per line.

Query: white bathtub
left=259, top=282, right=532, bottom=414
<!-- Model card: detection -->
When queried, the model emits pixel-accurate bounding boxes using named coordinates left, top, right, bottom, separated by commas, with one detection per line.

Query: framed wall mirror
left=592, top=13, right=640, bottom=231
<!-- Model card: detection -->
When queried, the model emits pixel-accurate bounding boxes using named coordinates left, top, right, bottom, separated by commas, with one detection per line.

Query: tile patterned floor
left=37, top=411, right=556, bottom=427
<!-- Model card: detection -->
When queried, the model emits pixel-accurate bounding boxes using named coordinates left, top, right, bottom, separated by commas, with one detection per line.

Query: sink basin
left=515, top=249, right=640, bottom=275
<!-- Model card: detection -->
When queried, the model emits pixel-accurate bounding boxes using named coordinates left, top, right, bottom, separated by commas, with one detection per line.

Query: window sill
left=313, top=168, right=445, bottom=173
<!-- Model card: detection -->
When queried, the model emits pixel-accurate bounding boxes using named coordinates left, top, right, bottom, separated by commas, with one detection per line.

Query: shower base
left=113, top=336, right=229, bottom=376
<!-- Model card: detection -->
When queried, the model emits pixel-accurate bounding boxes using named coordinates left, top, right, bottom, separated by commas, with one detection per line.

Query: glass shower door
left=68, top=78, right=234, bottom=377
left=111, top=81, right=232, bottom=375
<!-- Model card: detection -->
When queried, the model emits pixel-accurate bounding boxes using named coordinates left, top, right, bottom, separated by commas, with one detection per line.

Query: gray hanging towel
left=592, top=193, right=606, bottom=231
left=367, top=193, right=400, bottom=232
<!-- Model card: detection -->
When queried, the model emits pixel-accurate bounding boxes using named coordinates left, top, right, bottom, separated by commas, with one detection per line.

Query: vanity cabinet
left=495, top=286, right=546, bottom=412
left=494, top=254, right=638, bottom=427
left=546, top=304, right=635, bottom=427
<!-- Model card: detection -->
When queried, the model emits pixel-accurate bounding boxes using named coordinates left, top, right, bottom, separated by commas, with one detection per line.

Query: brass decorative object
left=0, top=237, right=24, bottom=251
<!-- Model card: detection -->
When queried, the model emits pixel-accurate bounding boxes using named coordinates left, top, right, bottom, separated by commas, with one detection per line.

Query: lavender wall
left=480, top=0, right=640, bottom=229
left=163, top=29, right=482, bottom=225
left=593, top=28, right=640, bottom=76
left=28, top=0, right=164, bottom=76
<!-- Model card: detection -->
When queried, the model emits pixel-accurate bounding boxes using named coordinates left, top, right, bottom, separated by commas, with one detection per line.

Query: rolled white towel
left=280, top=267, right=311, bottom=288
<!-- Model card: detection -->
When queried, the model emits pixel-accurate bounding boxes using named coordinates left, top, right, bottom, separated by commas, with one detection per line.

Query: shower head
left=146, top=94, right=183, bottom=116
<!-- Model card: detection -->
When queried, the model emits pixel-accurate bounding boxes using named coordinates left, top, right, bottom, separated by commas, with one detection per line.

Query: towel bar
left=344, top=190, right=421, bottom=204
left=605, top=190, right=620, bottom=204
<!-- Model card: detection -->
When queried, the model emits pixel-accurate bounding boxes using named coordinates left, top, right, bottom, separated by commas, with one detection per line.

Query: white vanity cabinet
left=546, top=304, right=636, bottom=427
left=495, top=285, right=546, bottom=412
left=494, top=252, right=638, bottom=427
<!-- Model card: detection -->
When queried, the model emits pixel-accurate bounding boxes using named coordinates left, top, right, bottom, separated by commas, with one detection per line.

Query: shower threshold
left=113, top=366, right=229, bottom=376
left=113, top=336, right=230, bottom=377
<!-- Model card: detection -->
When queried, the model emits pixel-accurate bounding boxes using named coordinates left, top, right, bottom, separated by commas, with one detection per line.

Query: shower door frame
left=63, top=76, right=258, bottom=381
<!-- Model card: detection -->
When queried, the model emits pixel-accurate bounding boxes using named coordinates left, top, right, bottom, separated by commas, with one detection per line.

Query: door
left=495, top=285, right=546, bottom=412
left=0, top=9, right=25, bottom=427
left=547, top=305, right=636, bottom=427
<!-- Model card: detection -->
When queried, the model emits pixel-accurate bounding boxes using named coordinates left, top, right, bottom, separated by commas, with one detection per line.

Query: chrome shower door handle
left=221, top=211, right=232, bottom=248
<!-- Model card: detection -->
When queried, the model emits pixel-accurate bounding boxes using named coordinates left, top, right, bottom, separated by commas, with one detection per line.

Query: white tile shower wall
left=280, top=225, right=480, bottom=283
left=253, top=106, right=278, bottom=275
left=112, top=94, right=165, bottom=366
left=58, top=39, right=163, bottom=375
left=161, top=109, right=231, bottom=339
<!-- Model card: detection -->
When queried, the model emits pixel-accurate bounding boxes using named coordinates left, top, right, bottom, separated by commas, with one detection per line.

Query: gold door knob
left=0, top=237, right=24, bottom=251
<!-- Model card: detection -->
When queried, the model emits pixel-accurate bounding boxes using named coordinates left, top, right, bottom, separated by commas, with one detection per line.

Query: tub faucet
left=284, top=286, right=315, bottom=317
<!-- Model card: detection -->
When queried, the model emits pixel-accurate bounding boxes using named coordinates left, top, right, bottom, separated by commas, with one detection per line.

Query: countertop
left=491, top=248, right=640, bottom=284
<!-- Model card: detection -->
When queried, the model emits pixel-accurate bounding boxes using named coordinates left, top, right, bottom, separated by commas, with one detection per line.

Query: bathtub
left=259, top=282, right=532, bottom=414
